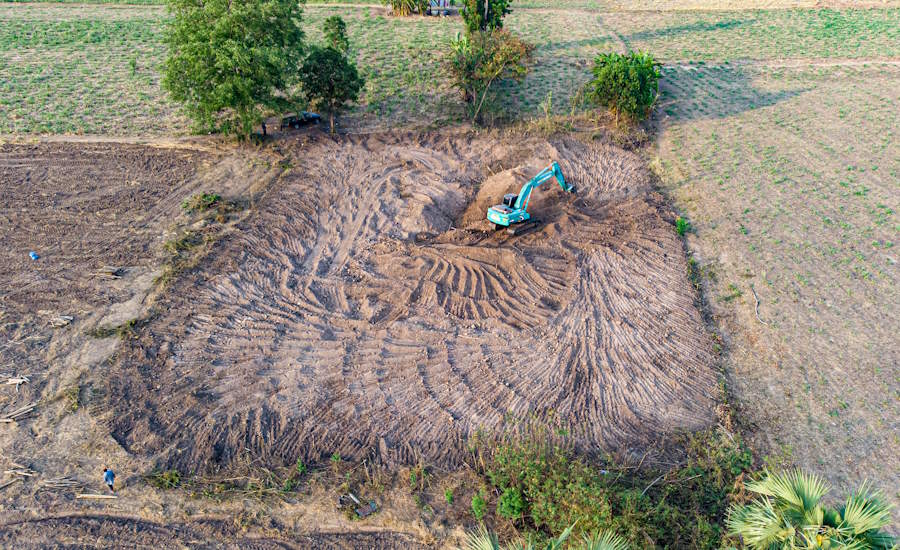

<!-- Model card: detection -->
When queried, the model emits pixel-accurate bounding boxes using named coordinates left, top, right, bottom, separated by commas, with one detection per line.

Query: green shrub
left=461, top=0, right=512, bottom=35
left=383, top=0, right=428, bottom=16
left=498, top=487, right=526, bottom=520
left=589, top=51, right=660, bottom=124
left=472, top=489, right=487, bottom=520
left=446, top=29, right=534, bottom=123
left=676, top=216, right=691, bottom=236
left=481, top=430, right=751, bottom=548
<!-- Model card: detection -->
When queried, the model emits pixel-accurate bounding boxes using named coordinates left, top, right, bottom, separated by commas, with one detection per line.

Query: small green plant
left=676, top=216, right=691, bottom=236
left=296, top=458, right=307, bottom=476
left=498, top=486, right=526, bottom=520
left=445, top=487, right=454, bottom=504
left=181, top=192, right=221, bottom=213
left=331, top=452, right=341, bottom=464
left=61, top=385, right=81, bottom=412
left=589, top=51, right=660, bottom=125
left=147, top=469, right=182, bottom=489
left=472, top=489, right=487, bottom=520
left=88, top=318, right=138, bottom=339
left=129, top=56, right=137, bottom=76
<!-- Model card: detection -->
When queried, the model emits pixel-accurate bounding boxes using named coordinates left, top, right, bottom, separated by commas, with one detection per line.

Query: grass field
left=656, top=60, right=900, bottom=506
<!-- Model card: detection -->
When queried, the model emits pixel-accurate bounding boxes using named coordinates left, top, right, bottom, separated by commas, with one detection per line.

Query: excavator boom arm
left=514, top=162, right=571, bottom=211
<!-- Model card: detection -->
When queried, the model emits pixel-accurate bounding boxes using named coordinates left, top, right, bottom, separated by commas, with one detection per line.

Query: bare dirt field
left=95, top=129, right=718, bottom=473
left=0, top=130, right=718, bottom=545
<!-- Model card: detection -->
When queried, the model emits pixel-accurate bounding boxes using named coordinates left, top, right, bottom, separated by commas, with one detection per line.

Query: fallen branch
left=0, top=478, right=22, bottom=491
left=76, top=493, right=117, bottom=500
left=640, top=473, right=666, bottom=497
left=749, top=284, right=769, bottom=326
left=1, top=402, right=37, bottom=423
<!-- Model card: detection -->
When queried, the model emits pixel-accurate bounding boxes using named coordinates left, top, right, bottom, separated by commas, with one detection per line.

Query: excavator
left=486, top=162, right=575, bottom=235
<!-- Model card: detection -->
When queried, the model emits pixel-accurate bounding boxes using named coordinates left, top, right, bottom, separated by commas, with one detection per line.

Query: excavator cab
left=502, top=194, right=518, bottom=208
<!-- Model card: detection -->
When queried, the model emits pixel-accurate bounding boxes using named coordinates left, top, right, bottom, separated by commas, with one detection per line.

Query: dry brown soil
left=99, top=130, right=718, bottom=473
left=0, top=130, right=718, bottom=545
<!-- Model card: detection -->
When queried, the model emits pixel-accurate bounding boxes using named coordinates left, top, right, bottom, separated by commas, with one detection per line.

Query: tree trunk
left=330, top=112, right=335, bottom=134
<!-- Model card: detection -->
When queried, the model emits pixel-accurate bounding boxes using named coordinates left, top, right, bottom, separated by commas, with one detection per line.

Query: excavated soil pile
left=106, top=130, right=717, bottom=471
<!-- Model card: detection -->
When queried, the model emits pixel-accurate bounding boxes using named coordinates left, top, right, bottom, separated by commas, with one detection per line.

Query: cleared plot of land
left=97, top=131, right=717, bottom=472
left=656, top=63, right=900, bottom=506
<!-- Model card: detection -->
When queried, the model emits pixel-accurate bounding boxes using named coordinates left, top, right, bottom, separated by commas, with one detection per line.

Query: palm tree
left=464, top=524, right=629, bottom=550
left=726, top=469, right=896, bottom=549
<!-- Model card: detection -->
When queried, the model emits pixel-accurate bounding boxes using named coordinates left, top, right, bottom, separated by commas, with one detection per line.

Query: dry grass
left=655, top=61, right=900, bottom=508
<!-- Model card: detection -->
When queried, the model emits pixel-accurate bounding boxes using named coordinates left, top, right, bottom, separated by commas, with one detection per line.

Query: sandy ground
left=0, top=130, right=718, bottom=545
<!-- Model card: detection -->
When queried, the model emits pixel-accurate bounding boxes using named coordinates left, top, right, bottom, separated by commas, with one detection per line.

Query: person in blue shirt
left=103, top=468, right=115, bottom=492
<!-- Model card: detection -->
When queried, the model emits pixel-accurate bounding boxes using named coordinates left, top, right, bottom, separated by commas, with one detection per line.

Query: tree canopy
left=163, top=0, right=306, bottom=138
left=461, top=0, right=513, bottom=35
left=299, top=44, right=364, bottom=133
left=588, top=51, right=660, bottom=124
left=323, top=15, right=349, bottom=55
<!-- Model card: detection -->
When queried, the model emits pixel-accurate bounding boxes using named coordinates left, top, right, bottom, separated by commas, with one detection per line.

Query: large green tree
left=299, top=46, right=363, bottom=134
left=163, top=0, right=306, bottom=138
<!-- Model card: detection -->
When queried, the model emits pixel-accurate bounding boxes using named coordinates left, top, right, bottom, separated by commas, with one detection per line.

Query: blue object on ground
left=29, top=251, right=39, bottom=260
left=104, top=468, right=115, bottom=486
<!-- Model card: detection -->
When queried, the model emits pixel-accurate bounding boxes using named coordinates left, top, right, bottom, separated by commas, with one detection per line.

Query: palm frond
left=727, top=497, right=797, bottom=549
left=839, top=481, right=894, bottom=535
left=581, top=530, right=630, bottom=550
left=465, top=524, right=502, bottom=550
left=745, top=469, right=828, bottom=513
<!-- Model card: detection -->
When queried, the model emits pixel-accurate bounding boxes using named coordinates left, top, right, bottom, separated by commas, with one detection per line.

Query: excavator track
left=507, top=219, right=541, bottom=236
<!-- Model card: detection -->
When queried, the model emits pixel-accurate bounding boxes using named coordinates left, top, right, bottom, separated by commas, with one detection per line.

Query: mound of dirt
left=102, top=130, right=718, bottom=472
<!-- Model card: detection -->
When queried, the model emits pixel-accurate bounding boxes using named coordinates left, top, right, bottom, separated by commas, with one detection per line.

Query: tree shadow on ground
left=621, top=18, right=752, bottom=45
left=657, top=62, right=810, bottom=123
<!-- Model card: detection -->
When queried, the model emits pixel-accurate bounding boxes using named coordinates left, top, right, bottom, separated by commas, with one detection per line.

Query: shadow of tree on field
left=539, top=36, right=616, bottom=56
left=621, top=18, right=752, bottom=46
left=657, top=62, right=810, bottom=122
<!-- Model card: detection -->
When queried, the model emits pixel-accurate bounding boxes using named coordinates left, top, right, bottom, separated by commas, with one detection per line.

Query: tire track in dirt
left=104, top=130, right=718, bottom=471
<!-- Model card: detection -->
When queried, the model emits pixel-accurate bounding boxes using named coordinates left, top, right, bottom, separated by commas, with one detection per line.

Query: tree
left=461, top=0, right=513, bottom=35
left=588, top=51, right=660, bottom=125
left=446, top=29, right=534, bottom=123
left=726, top=470, right=896, bottom=549
left=163, top=0, right=306, bottom=138
left=299, top=47, right=363, bottom=133
left=323, top=15, right=349, bottom=54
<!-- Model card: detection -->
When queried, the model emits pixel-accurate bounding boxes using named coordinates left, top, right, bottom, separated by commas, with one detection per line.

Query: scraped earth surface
left=0, top=515, right=425, bottom=549
left=105, top=131, right=718, bottom=471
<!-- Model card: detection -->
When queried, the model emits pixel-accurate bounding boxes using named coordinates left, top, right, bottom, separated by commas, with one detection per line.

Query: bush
left=446, top=29, right=534, bottom=123
left=588, top=51, right=660, bottom=124
left=481, top=429, right=752, bottom=548
left=498, top=487, right=526, bottom=520
left=472, top=489, right=488, bottom=520
left=461, top=0, right=512, bottom=35
left=163, top=0, right=306, bottom=138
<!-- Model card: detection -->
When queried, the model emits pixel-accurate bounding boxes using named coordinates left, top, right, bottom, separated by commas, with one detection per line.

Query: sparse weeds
left=60, top=385, right=82, bottom=412
left=181, top=192, right=221, bottom=213
left=87, top=318, right=139, bottom=339
left=146, top=468, right=182, bottom=489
